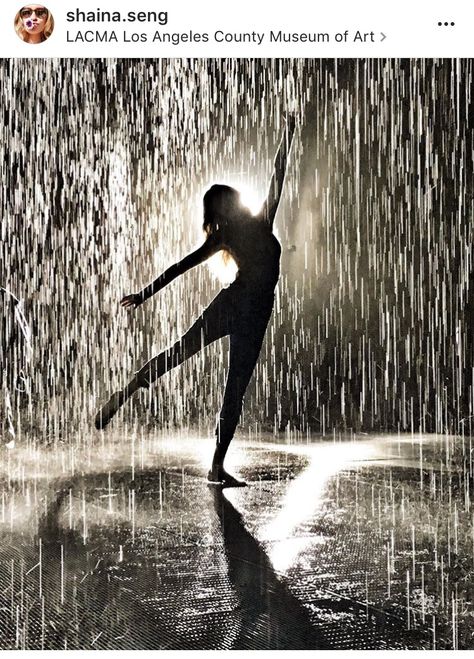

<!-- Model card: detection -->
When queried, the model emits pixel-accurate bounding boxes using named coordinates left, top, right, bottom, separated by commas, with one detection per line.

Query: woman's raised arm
left=260, top=115, right=296, bottom=227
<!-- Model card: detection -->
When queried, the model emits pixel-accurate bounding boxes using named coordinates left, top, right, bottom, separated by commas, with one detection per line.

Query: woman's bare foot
left=207, top=467, right=247, bottom=488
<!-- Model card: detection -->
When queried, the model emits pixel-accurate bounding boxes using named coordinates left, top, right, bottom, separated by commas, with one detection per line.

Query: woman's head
left=15, top=5, right=54, bottom=43
left=203, top=184, right=246, bottom=236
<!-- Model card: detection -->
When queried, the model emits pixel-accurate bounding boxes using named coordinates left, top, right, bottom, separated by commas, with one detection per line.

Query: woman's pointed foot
left=207, top=468, right=247, bottom=488
left=95, top=390, right=125, bottom=430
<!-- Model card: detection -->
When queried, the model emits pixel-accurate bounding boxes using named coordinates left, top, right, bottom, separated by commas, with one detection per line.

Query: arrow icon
left=380, top=32, right=387, bottom=41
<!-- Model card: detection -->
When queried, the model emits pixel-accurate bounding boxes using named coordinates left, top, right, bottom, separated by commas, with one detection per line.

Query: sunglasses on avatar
left=20, top=7, right=48, bottom=18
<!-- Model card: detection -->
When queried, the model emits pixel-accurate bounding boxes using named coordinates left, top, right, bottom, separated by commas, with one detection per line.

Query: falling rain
left=0, top=58, right=473, bottom=650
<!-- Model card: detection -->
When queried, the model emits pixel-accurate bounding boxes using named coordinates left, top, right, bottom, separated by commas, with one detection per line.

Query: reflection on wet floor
left=0, top=432, right=472, bottom=649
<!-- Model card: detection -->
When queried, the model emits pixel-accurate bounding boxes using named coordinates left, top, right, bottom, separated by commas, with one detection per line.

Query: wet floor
left=0, top=432, right=472, bottom=649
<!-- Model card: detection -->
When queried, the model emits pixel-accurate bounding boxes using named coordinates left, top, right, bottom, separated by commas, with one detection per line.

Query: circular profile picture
left=14, top=5, right=54, bottom=44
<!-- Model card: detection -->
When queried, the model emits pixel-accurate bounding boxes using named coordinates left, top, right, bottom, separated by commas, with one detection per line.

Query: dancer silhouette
left=95, top=117, right=296, bottom=487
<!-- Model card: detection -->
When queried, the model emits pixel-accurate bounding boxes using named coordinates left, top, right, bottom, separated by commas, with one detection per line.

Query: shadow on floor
left=0, top=456, right=435, bottom=649
left=11, top=465, right=320, bottom=649
left=211, top=487, right=324, bottom=649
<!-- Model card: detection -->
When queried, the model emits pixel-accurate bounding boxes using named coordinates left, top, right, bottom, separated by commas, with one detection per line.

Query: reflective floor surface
left=0, top=431, right=472, bottom=649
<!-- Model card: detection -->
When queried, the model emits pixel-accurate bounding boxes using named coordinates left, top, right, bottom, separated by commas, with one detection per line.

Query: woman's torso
left=221, top=218, right=281, bottom=294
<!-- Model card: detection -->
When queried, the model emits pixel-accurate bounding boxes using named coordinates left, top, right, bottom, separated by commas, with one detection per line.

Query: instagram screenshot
left=0, top=0, right=473, bottom=654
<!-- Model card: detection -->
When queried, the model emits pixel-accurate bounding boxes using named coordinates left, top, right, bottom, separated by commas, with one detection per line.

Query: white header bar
left=1, top=0, right=473, bottom=57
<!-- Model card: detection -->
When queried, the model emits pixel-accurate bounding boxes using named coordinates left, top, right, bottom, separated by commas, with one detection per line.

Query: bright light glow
left=237, top=184, right=264, bottom=216
left=199, top=181, right=264, bottom=217
left=207, top=250, right=239, bottom=285
left=261, top=442, right=376, bottom=573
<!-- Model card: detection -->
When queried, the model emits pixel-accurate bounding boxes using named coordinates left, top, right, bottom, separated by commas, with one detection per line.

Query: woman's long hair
left=14, top=8, right=54, bottom=43
left=203, top=184, right=241, bottom=280
left=203, top=184, right=241, bottom=236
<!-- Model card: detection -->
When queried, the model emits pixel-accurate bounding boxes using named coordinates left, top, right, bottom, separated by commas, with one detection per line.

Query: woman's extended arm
left=260, top=115, right=296, bottom=227
left=121, top=233, right=221, bottom=309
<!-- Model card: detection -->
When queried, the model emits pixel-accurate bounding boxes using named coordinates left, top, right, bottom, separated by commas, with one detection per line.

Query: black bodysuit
left=135, top=216, right=281, bottom=448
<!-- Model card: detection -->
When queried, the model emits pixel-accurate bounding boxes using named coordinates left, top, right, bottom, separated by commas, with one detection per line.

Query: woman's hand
left=120, top=293, right=143, bottom=309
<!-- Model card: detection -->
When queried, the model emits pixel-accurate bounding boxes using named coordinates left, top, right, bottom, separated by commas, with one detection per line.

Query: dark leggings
left=135, top=283, right=274, bottom=457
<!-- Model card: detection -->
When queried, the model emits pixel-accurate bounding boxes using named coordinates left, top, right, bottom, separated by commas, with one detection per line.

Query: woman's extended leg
left=95, top=290, right=234, bottom=429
